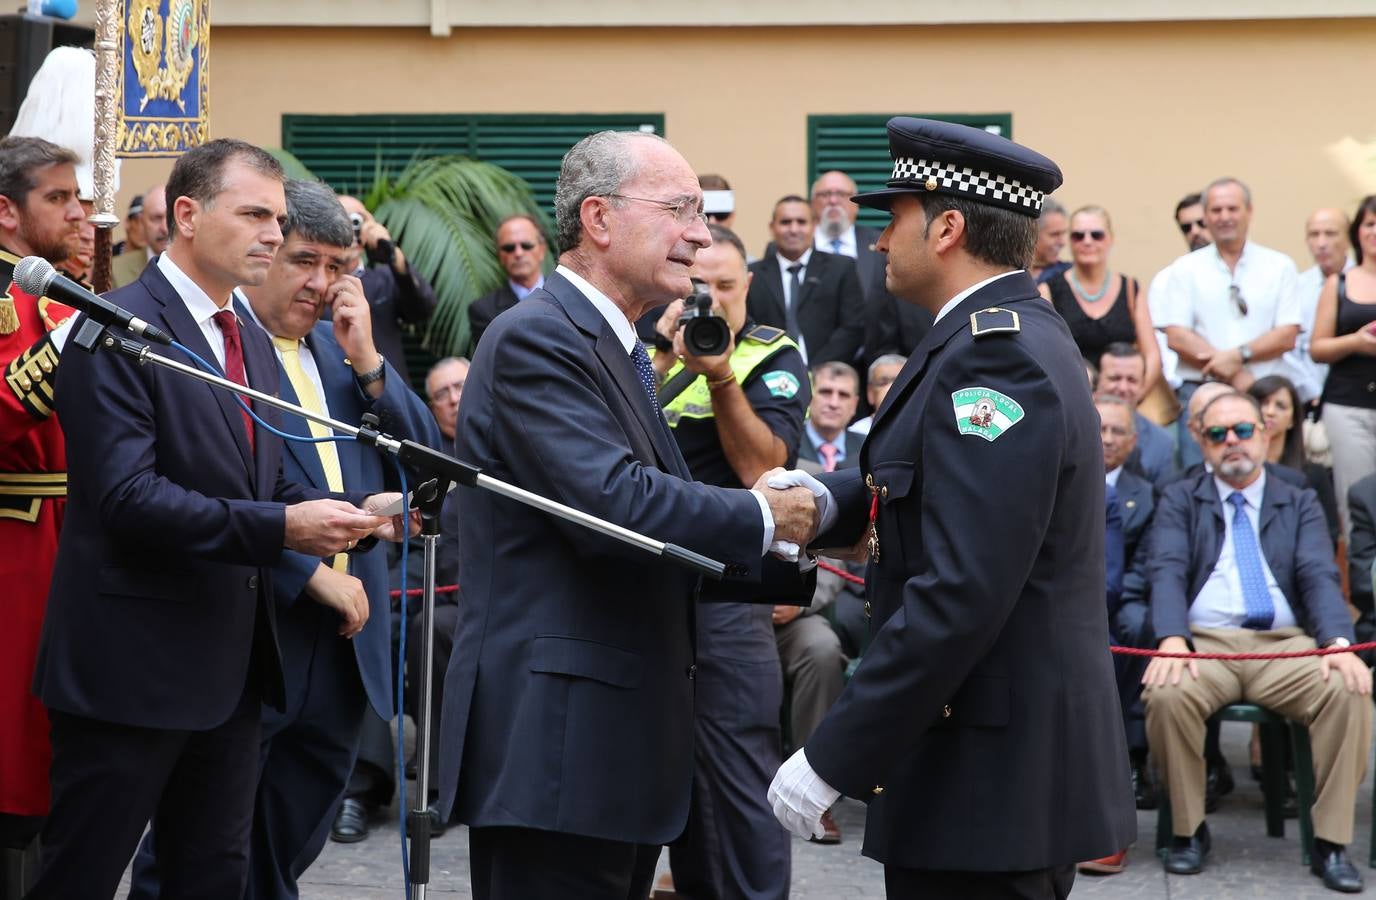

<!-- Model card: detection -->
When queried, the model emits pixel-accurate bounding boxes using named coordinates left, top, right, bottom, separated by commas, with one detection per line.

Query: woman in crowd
left=1042, top=205, right=1160, bottom=396
left=1309, top=194, right=1376, bottom=540
left=1247, top=375, right=1339, bottom=546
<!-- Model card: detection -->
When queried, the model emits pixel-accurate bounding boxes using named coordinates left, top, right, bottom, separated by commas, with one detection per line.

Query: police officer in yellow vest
left=649, top=223, right=809, bottom=900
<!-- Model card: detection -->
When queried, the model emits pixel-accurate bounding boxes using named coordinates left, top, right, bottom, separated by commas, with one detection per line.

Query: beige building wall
left=118, top=17, right=1376, bottom=285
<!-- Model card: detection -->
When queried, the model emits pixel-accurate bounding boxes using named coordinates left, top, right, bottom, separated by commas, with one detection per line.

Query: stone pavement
left=122, top=720, right=1375, bottom=898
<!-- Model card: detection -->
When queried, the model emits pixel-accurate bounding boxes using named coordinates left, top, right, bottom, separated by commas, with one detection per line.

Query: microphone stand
left=97, top=332, right=727, bottom=899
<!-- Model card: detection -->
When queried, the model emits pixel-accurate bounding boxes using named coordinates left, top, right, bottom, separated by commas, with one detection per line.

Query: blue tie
left=830, top=238, right=843, bottom=254
left=630, top=342, right=661, bottom=416
left=1227, top=491, right=1274, bottom=630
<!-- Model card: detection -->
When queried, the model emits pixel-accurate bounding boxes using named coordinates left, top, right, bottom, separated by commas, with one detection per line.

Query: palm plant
left=265, top=147, right=550, bottom=357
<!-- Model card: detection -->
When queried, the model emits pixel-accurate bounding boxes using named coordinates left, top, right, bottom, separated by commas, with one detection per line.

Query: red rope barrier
left=389, top=584, right=459, bottom=598
left=812, top=560, right=1372, bottom=660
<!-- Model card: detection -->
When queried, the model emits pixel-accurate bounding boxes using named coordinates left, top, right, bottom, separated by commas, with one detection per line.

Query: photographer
left=337, top=195, right=438, bottom=386
left=651, top=224, right=809, bottom=900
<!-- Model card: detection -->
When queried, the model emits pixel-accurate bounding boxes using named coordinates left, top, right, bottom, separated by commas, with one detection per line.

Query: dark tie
left=819, top=441, right=838, bottom=472
left=629, top=342, right=661, bottom=416
left=213, top=309, right=255, bottom=454
left=785, top=263, right=803, bottom=343
left=1227, top=491, right=1274, bottom=629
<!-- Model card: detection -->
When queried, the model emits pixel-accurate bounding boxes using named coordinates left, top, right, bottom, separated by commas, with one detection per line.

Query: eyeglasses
left=812, top=189, right=851, bottom=201
left=1100, top=424, right=1132, bottom=438
left=429, top=381, right=465, bottom=402
left=499, top=241, right=537, bottom=253
left=606, top=194, right=707, bottom=227
left=1070, top=230, right=1107, bottom=242
left=1202, top=422, right=1258, bottom=444
left=1229, top=283, right=1248, bottom=316
left=1178, top=218, right=1207, bottom=235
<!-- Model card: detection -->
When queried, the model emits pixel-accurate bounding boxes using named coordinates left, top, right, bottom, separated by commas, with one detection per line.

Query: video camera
left=679, top=279, right=731, bottom=357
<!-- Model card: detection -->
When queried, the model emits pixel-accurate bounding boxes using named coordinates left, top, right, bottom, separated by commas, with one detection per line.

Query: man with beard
left=0, top=136, right=83, bottom=895
left=1144, top=390, right=1370, bottom=891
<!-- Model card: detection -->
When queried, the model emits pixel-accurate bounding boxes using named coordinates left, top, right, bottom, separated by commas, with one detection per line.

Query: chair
left=1155, top=702, right=1315, bottom=865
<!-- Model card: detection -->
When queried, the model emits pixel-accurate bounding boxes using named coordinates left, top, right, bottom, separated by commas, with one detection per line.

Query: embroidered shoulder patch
left=951, top=386, right=1025, bottom=441
left=762, top=370, right=800, bottom=399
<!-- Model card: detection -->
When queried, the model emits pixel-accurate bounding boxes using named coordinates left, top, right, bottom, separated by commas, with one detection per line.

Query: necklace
left=1070, top=268, right=1112, bottom=302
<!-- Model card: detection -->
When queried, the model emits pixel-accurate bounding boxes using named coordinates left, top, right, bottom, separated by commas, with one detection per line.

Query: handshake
left=751, top=467, right=826, bottom=554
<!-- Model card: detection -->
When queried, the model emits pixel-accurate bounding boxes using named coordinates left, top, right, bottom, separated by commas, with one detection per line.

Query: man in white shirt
left=1143, top=391, right=1369, bottom=890
left=1287, top=208, right=1353, bottom=403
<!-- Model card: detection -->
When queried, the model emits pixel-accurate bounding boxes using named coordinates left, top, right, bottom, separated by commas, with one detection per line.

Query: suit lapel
left=143, top=265, right=254, bottom=477
left=307, top=329, right=364, bottom=488
left=797, top=252, right=825, bottom=310
left=756, top=255, right=786, bottom=323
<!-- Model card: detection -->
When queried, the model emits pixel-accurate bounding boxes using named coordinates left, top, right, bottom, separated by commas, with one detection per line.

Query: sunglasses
left=1202, top=422, right=1258, bottom=444
left=500, top=241, right=537, bottom=253
left=1178, top=218, right=1206, bottom=235
left=1229, top=283, right=1248, bottom=316
left=1071, top=230, right=1106, bottom=242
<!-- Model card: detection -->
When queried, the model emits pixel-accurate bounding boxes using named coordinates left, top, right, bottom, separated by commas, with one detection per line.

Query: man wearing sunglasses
left=467, top=214, right=548, bottom=355
left=1155, top=179, right=1302, bottom=469
left=1144, top=390, right=1370, bottom=891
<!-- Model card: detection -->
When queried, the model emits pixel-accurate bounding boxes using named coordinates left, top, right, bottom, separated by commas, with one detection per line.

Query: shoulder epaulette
left=969, top=306, right=1020, bottom=338
left=742, top=323, right=786, bottom=345
left=4, top=332, right=59, bottom=420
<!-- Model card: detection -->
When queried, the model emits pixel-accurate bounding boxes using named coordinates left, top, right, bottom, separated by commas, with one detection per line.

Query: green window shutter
left=808, top=113, right=1012, bottom=230
left=281, top=113, right=666, bottom=210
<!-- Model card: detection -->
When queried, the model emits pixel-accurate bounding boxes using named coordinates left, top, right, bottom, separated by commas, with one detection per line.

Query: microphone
left=13, top=256, right=173, bottom=346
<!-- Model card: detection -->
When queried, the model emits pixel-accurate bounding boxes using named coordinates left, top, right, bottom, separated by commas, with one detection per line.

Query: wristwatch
left=1323, top=637, right=1352, bottom=649
left=1238, top=344, right=1253, bottom=363
left=354, top=359, right=386, bottom=388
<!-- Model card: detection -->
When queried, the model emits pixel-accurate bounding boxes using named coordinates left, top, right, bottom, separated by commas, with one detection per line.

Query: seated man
left=1143, top=390, right=1371, bottom=892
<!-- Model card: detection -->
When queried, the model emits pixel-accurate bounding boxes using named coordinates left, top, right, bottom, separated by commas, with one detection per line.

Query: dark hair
left=282, top=179, right=353, bottom=248
left=1246, top=375, right=1304, bottom=470
left=0, top=136, right=78, bottom=207
left=812, top=360, right=860, bottom=394
left=165, top=139, right=285, bottom=243
left=917, top=193, right=1038, bottom=270
left=698, top=174, right=731, bottom=191
left=1350, top=195, right=1376, bottom=265
left=705, top=223, right=747, bottom=264
left=1174, top=193, right=1203, bottom=219
left=773, top=195, right=811, bottom=218
left=1099, top=340, right=1145, bottom=376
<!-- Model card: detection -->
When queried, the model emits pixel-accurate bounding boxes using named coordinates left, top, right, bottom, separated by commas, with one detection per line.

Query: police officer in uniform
left=651, top=223, right=809, bottom=900
left=766, top=118, right=1136, bottom=899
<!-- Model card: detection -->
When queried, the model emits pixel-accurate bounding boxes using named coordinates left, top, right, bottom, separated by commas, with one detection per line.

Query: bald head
left=1306, top=207, right=1351, bottom=277
left=1188, top=382, right=1233, bottom=443
left=811, top=169, right=859, bottom=240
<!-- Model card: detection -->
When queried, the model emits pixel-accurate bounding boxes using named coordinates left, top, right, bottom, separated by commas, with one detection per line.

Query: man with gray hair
left=1031, top=196, right=1070, bottom=284
left=433, top=130, right=818, bottom=898
left=127, top=178, right=440, bottom=899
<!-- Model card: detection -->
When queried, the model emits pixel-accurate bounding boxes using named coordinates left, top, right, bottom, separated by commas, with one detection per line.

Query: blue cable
left=171, top=338, right=413, bottom=893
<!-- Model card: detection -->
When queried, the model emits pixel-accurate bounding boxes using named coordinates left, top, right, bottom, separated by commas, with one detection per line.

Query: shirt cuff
left=752, top=489, right=775, bottom=555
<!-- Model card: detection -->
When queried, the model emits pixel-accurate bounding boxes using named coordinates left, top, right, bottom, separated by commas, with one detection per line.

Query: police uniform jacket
left=809, top=271, right=1136, bottom=871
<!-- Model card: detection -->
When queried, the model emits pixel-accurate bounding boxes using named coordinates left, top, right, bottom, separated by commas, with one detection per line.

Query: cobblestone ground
left=122, top=720, right=1375, bottom=898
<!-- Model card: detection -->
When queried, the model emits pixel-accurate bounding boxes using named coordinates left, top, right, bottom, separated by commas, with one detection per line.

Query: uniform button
left=686, top=664, right=696, bottom=681
left=872, top=785, right=885, bottom=795
left=247, top=574, right=260, bottom=590
left=1367, top=382, right=1376, bottom=393
left=864, top=601, right=872, bottom=619
left=942, top=705, right=953, bottom=718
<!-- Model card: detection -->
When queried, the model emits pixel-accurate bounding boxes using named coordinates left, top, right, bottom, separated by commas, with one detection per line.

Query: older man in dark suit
left=433, top=130, right=817, bottom=900
left=1144, top=390, right=1370, bottom=891
left=747, top=195, right=864, bottom=367
left=466, top=214, right=547, bottom=355
left=28, top=140, right=400, bottom=900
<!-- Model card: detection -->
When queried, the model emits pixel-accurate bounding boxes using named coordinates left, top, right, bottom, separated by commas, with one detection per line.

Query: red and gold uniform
left=0, top=248, right=76, bottom=817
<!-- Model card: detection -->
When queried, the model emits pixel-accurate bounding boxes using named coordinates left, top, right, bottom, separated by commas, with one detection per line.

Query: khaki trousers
left=1144, top=626, right=1372, bottom=843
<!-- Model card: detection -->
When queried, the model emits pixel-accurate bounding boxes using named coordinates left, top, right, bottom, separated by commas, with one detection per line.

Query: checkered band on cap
left=891, top=157, right=1046, bottom=212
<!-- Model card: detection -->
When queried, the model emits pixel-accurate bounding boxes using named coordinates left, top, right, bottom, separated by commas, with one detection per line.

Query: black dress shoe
left=330, top=798, right=370, bottom=844
left=1204, top=763, right=1234, bottom=813
left=1311, top=841, right=1364, bottom=893
left=1164, top=822, right=1210, bottom=875
left=1131, top=760, right=1158, bottom=810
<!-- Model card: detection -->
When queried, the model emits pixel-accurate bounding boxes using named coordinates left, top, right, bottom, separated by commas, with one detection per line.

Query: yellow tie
left=273, top=336, right=348, bottom=571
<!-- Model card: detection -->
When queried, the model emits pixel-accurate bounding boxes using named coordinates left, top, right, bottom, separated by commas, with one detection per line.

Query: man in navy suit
left=28, top=140, right=403, bottom=899
left=433, top=130, right=818, bottom=899
left=766, top=117, right=1135, bottom=898
left=127, top=179, right=441, bottom=898
left=1144, top=390, right=1370, bottom=890
left=467, top=214, right=547, bottom=356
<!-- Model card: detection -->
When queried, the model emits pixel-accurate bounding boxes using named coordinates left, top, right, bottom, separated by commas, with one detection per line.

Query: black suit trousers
left=883, top=864, right=1076, bottom=900
left=468, top=826, right=660, bottom=900
left=28, top=696, right=260, bottom=900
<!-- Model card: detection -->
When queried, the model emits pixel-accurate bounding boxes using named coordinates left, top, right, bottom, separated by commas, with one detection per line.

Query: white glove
left=48, top=314, right=77, bottom=353
left=768, top=746, right=841, bottom=840
left=765, top=469, right=835, bottom=562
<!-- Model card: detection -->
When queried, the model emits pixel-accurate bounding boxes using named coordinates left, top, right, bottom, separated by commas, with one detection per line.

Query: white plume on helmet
left=10, top=45, right=121, bottom=201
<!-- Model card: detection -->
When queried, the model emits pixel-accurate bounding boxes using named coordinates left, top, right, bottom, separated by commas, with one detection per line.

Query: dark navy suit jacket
left=1147, top=469, right=1353, bottom=647
left=747, top=250, right=864, bottom=365
left=35, top=263, right=344, bottom=729
left=242, top=311, right=441, bottom=720
left=1109, top=468, right=1156, bottom=646
left=435, top=270, right=771, bottom=845
left=808, top=273, right=1135, bottom=871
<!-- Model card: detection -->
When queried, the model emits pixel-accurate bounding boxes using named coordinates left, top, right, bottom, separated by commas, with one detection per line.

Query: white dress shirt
left=776, top=249, right=813, bottom=361
left=157, top=252, right=230, bottom=369
left=555, top=264, right=776, bottom=552
left=814, top=225, right=857, bottom=258
left=1189, top=470, right=1297, bottom=630
left=1147, top=258, right=1189, bottom=390
left=1106, top=466, right=1123, bottom=488
left=1155, top=241, right=1302, bottom=383
left=933, top=269, right=1022, bottom=324
left=1284, top=257, right=1353, bottom=403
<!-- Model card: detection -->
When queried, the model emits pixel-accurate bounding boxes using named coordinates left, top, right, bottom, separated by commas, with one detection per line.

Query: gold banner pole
left=90, top=0, right=122, bottom=294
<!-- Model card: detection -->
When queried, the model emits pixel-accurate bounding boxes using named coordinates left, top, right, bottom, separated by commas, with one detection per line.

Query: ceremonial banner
left=116, top=0, right=210, bottom=157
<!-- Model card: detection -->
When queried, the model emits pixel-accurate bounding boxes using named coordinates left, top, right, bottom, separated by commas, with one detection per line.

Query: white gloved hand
left=768, top=746, right=841, bottom=840
left=765, top=469, right=835, bottom=562
left=48, top=314, right=77, bottom=353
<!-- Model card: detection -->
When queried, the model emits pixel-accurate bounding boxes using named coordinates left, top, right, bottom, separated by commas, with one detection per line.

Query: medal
left=865, top=472, right=886, bottom=561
